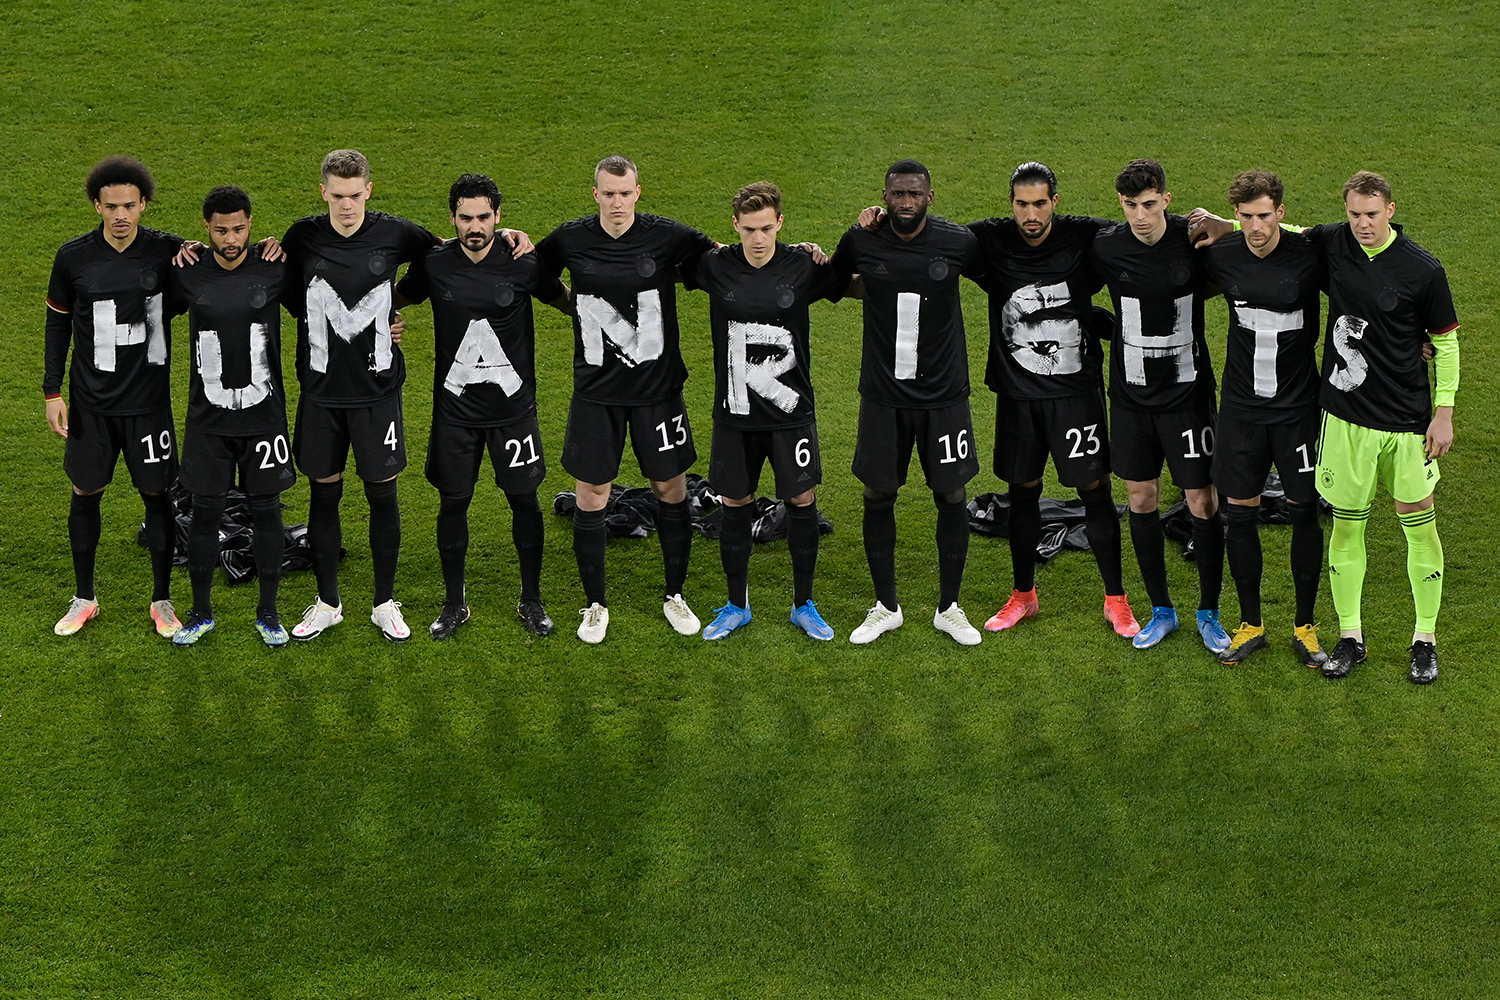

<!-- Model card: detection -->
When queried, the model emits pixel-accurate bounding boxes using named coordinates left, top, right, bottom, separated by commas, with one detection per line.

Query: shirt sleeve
left=678, top=247, right=710, bottom=291
left=808, top=256, right=847, bottom=304
left=395, top=248, right=432, bottom=305
left=535, top=227, right=566, bottom=283
left=675, top=221, right=716, bottom=263
left=1421, top=265, right=1459, bottom=336
left=401, top=218, right=442, bottom=262
left=45, top=250, right=74, bottom=314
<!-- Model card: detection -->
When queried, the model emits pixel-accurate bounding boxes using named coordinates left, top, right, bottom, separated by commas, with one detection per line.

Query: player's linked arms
left=500, top=229, right=534, bottom=258
left=794, top=242, right=830, bottom=265
left=173, top=235, right=286, bottom=266
left=1185, top=208, right=1233, bottom=247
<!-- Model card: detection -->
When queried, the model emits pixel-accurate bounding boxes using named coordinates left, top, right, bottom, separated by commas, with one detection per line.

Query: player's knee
left=439, top=491, right=474, bottom=516
left=504, top=490, right=540, bottom=514
left=786, top=488, right=816, bottom=508
left=1008, top=481, right=1043, bottom=502
left=363, top=477, right=398, bottom=510
left=1184, top=487, right=1218, bottom=519
left=863, top=488, right=898, bottom=509
left=933, top=487, right=965, bottom=507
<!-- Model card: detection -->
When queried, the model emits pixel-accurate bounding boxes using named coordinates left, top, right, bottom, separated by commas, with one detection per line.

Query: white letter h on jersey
left=92, top=295, right=166, bottom=372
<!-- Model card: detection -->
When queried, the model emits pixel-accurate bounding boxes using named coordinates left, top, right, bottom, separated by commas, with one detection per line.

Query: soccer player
left=167, top=186, right=295, bottom=647
left=395, top=173, right=571, bottom=640
left=1199, top=170, right=1328, bottom=667
left=834, top=160, right=984, bottom=645
left=965, top=162, right=1140, bottom=638
left=45, top=157, right=185, bottom=638
left=1301, top=173, right=1456, bottom=683
left=279, top=149, right=442, bottom=642
left=1090, top=159, right=1228, bottom=652
left=536, top=155, right=716, bottom=644
left=681, top=181, right=850, bottom=641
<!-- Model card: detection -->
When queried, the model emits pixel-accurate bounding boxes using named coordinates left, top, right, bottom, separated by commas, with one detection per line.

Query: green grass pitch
left=2, top=1, right=1499, bottom=996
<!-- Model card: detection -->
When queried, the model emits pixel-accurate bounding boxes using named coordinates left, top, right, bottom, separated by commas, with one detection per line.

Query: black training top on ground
left=167, top=248, right=290, bottom=437
left=397, top=242, right=566, bottom=428
left=1304, top=222, right=1459, bottom=434
left=45, top=225, right=185, bottom=415
left=537, top=213, right=714, bottom=407
left=681, top=242, right=846, bottom=430
left=966, top=214, right=1108, bottom=401
left=1203, top=229, right=1326, bottom=423
left=280, top=211, right=439, bottom=407
left=833, top=215, right=980, bottom=409
left=1090, top=214, right=1217, bottom=413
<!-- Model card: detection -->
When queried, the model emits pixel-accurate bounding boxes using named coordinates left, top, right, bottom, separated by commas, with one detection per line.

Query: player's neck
left=214, top=249, right=249, bottom=271
left=599, top=211, right=637, bottom=239
left=101, top=225, right=139, bottom=253
left=1129, top=220, right=1167, bottom=246
left=1248, top=227, right=1281, bottom=259
left=746, top=244, right=777, bottom=269
left=328, top=210, right=366, bottom=238
left=893, top=217, right=928, bottom=242
left=462, top=239, right=496, bottom=264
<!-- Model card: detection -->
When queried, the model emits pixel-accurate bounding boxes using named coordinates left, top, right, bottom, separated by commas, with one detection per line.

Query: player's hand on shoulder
left=1421, top=337, right=1436, bottom=362
left=1186, top=209, right=1232, bottom=248
left=857, top=206, right=886, bottom=230
left=173, top=241, right=205, bottom=267
left=794, top=242, right=829, bottom=265
left=501, top=229, right=535, bottom=258
left=45, top=396, right=68, bottom=438
left=256, top=236, right=286, bottom=262
left=389, top=311, right=404, bottom=344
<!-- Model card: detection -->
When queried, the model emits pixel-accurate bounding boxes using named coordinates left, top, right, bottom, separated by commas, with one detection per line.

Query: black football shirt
left=397, top=242, right=565, bottom=428
left=280, top=211, right=439, bottom=407
left=1304, top=223, right=1458, bottom=434
left=1090, top=214, right=1217, bottom=413
left=45, top=225, right=185, bottom=415
left=1203, top=230, right=1326, bottom=423
left=536, top=213, right=714, bottom=407
left=966, top=214, right=1108, bottom=400
left=832, top=216, right=980, bottom=409
left=681, top=243, right=846, bottom=430
left=168, top=249, right=290, bottom=437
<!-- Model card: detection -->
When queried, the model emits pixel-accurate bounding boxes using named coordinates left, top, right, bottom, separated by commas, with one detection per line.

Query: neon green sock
left=1328, top=506, right=1370, bottom=631
left=1399, top=507, right=1444, bottom=634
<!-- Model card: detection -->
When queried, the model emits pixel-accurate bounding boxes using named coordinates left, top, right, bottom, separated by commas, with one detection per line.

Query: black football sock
left=719, top=502, right=752, bottom=608
left=573, top=506, right=608, bottom=607
left=186, top=493, right=227, bottom=618
left=1192, top=510, right=1225, bottom=612
left=1007, top=482, right=1043, bottom=593
left=507, top=490, right=544, bottom=603
left=1223, top=503, right=1263, bottom=626
left=68, top=490, right=103, bottom=602
left=787, top=501, right=820, bottom=608
left=1288, top=500, right=1323, bottom=628
left=863, top=492, right=899, bottom=609
left=364, top=479, right=401, bottom=607
left=249, top=493, right=285, bottom=620
left=139, top=489, right=175, bottom=603
left=1080, top=483, right=1125, bottom=596
left=935, top=492, right=969, bottom=610
left=657, top=498, right=692, bottom=599
left=307, top=478, right=344, bottom=607
left=437, top=491, right=473, bottom=607
left=1128, top=509, right=1172, bottom=609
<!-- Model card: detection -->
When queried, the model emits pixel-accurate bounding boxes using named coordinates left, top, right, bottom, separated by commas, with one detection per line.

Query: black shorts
left=1110, top=395, right=1217, bottom=490
left=293, top=394, right=407, bottom=482
left=710, top=420, right=822, bottom=500
left=1212, top=408, right=1319, bottom=505
left=993, top=391, right=1111, bottom=488
left=63, top=406, right=177, bottom=494
left=425, top=413, right=548, bottom=496
left=852, top=397, right=979, bottom=494
left=562, top=394, right=696, bottom=485
left=179, top=425, right=296, bottom=496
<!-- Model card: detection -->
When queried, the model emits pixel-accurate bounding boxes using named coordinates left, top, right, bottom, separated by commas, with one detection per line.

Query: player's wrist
left=44, top=392, right=61, bottom=401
